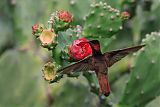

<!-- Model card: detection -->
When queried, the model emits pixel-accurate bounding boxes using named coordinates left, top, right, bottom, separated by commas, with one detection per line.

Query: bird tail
left=96, top=71, right=110, bottom=96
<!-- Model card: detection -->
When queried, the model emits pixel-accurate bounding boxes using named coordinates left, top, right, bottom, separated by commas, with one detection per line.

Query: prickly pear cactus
left=118, top=32, right=160, bottom=107
left=82, top=1, right=127, bottom=38
left=32, top=1, right=128, bottom=100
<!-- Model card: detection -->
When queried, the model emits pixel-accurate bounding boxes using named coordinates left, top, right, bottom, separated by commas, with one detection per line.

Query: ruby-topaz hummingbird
left=58, top=40, right=145, bottom=96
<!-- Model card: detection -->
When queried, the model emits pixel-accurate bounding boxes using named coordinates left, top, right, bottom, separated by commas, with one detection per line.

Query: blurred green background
left=0, top=0, right=160, bottom=107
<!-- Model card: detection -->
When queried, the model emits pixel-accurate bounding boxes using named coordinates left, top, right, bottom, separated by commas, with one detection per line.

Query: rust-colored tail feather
left=96, top=71, right=110, bottom=96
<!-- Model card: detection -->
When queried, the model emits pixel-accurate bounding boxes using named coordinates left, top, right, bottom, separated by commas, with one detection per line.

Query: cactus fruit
left=82, top=1, right=124, bottom=38
left=49, top=10, right=73, bottom=32
left=119, top=32, right=160, bottom=107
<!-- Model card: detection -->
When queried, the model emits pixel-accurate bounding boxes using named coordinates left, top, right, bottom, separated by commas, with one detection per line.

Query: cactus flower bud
left=32, top=24, right=44, bottom=37
left=51, top=10, right=73, bottom=32
left=39, top=29, right=55, bottom=45
left=121, top=11, right=130, bottom=20
left=57, top=10, right=73, bottom=22
left=42, top=62, right=57, bottom=82
left=68, top=38, right=92, bottom=61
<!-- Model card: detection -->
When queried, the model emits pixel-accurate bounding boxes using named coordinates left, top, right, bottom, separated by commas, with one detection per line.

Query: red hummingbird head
left=88, top=40, right=101, bottom=51
left=87, top=40, right=102, bottom=56
left=78, top=40, right=102, bottom=55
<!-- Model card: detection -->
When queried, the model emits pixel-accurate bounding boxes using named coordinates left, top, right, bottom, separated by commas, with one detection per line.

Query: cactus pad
left=119, top=32, right=160, bottom=107
left=83, top=1, right=124, bottom=38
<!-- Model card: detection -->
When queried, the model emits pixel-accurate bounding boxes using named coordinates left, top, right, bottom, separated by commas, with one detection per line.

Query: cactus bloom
left=121, top=11, right=130, bottom=20
left=68, top=38, right=92, bottom=61
left=39, top=29, right=55, bottom=44
left=32, top=24, right=43, bottom=36
left=57, top=10, right=73, bottom=22
left=32, top=24, right=38, bottom=35
left=42, top=62, right=56, bottom=82
left=51, top=10, right=73, bottom=31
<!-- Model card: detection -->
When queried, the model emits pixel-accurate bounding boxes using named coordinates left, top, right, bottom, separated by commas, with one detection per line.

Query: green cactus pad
left=0, top=50, right=45, bottom=106
left=82, top=1, right=124, bottom=38
left=53, top=80, right=98, bottom=107
left=57, top=27, right=81, bottom=49
left=119, top=32, right=160, bottom=107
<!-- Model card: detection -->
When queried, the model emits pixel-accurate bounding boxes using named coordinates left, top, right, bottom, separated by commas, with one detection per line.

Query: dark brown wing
left=57, top=56, right=93, bottom=74
left=104, top=45, right=145, bottom=67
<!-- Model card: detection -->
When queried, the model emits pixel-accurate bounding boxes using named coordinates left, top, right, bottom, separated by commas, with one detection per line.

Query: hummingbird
left=58, top=40, right=145, bottom=96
